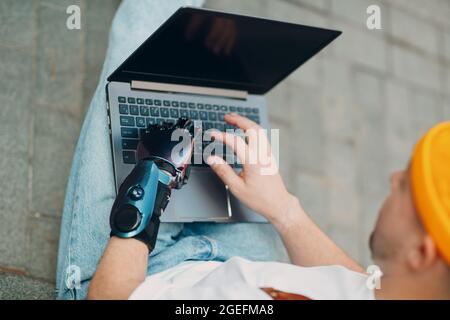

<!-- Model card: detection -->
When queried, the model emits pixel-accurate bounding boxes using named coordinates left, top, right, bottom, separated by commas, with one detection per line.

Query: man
left=55, top=0, right=450, bottom=300
left=369, top=122, right=450, bottom=299
left=86, top=114, right=450, bottom=300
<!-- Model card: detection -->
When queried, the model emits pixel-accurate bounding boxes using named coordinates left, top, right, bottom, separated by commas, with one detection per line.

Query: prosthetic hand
left=110, top=118, right=195, bottom=252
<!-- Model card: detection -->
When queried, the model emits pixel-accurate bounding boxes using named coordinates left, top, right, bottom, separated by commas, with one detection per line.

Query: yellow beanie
left=411, top=122, right=450, bottom=265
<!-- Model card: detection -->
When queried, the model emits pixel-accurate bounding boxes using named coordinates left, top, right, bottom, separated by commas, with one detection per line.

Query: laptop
left=106, top=7, right=341, bottom=223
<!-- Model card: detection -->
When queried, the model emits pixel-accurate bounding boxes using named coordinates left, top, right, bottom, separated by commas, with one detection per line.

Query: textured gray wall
left=0, top=0, right=449, bottom=287
left=0, top=0, right=120, bottom=282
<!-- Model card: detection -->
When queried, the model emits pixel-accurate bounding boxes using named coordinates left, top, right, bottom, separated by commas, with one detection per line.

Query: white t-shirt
left=129, top=256, right=375, bottom=300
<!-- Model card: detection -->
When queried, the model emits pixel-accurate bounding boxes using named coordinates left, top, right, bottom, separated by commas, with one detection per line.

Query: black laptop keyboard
left=116, top=96, right=260, bottom=166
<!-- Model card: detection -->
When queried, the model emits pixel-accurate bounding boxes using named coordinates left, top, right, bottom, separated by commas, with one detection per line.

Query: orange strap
left=260, top=287, right=312, bottom=300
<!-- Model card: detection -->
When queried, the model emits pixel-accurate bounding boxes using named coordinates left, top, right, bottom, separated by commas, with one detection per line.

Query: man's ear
left=407, top=234, right=438, bottom=272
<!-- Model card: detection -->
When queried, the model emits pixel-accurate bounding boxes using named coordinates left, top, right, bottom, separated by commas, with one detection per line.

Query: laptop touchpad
left=172, top=168, right=229, bottom=220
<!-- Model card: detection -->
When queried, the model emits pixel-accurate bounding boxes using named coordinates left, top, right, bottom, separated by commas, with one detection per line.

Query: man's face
left=370, top=169, right=424, bottom=269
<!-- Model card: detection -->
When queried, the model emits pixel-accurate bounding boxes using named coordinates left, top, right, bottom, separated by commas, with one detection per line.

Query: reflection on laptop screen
left=108, top=7, right=341, bottom=95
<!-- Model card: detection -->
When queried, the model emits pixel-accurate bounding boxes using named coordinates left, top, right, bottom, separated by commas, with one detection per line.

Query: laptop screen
left=108, top=7, right=341, bottom=95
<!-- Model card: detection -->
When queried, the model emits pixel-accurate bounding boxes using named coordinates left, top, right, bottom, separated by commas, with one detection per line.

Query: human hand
left=207, top=113, right=297, bottom=224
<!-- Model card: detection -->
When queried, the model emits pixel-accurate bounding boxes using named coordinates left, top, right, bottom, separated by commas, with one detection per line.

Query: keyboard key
left=188, top=103, right=196, bottom=109
left=122, top=139, right=138, bottom=150
left=136, top=117, right=146, bottom=127
left=160, top=108, right=170, bottom=118
left=220, top=105, right=228, bottom=111
left=213, top=105, right=220, bottom=111
left=218, top=113, right=225, bottom=121
left=163, top=100, right=171, bottom=106
left=215, top=122, right=225, bottom=131
left=118, top=96, right=126, bottom=103
left=170, top=109, right=179, bottom=118
left=121, top=127, right=138, bottom=138
left=130, top=105, right=139, bottom=115
left=171, top=101, right=179, bottom=107
left=137, top=98, right=144, bottom=104
left=205, top=104, right=212, bottom=110
left=139, top=105, right=149, bottom=116
left=190, top=110, right=199, bottom=120
left=119, top=104, right=128, bottom=114
left=123, top=151, right=136, bottom=164
left=208, top=112, right=217, bottom=121
left=252, top=108, right=259, bottom=114
left=237, top=106, right=244, bottom=112
left=146, top=117, right=156, bottom=127
left=145, top=99, right=153, bottom=105
left=120, top=116, right=135, bottom=126
left=245, top=107, right=252, bottom=113
left=157, top=118, right=165, bottom=126
left=180, top=109, right=189, bottom=117
left=166, top=119, right=175, bottom=125
left=197, top=103, right=204, bottom=109
left=180, top=102, right=187, bottom=108
left=150, top=107, right=159, bottom=117
left=154, top=99, right=162, bottom=106
left=229, top=106, right=236, bottom=112
left=204, top=122, right=214, bottom=130
left=199, top=111, right=208, bottom=120
left=127, top=97, right=136, bottom=104
left=249, top=115, right=260, bottom=123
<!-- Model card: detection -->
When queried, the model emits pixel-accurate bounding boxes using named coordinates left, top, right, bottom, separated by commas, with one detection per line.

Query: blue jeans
left=55, top=0, right=289, bottom=300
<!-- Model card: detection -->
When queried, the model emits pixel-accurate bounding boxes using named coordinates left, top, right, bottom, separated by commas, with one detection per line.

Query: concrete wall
left=0, top=0, right=120, bottom=282
left=0, top=0, right=449, bottom=285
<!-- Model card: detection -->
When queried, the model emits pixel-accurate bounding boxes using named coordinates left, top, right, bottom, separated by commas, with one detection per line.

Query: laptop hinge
left=131, top=80, right=248, bottom=100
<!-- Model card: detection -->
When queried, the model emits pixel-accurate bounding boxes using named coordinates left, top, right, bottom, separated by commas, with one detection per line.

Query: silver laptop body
left=107, top=80, right=268, bottom=222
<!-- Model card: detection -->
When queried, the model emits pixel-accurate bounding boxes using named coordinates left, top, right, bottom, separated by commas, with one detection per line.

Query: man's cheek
left=378, top=197, right=390, bottom=222
left=374, top=197, right=396, bottom=239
